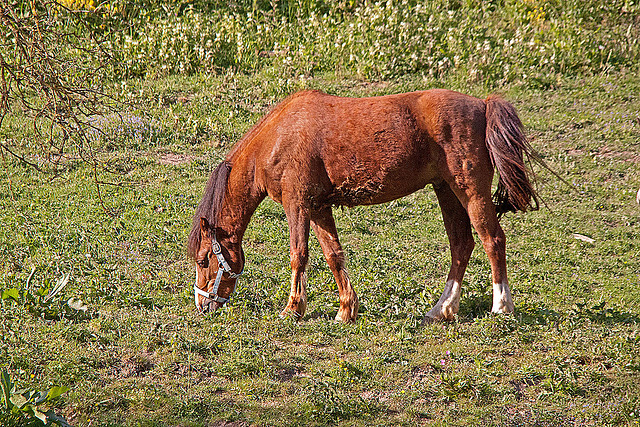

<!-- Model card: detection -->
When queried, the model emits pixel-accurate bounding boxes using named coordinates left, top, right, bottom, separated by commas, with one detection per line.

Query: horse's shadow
left=564, top=300, right=640, bottom=325
left=458, top=295, right=639, bottom=325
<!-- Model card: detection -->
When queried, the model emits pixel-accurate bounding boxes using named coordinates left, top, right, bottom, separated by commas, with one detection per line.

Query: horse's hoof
left=421, top=314, right=443, bottom=324
left=491, top=300, right=515, bottom=314
left=334, top=306, right=358, bottom=323
left=334, top=313, right=356, bottom=323
left=425, top=305, right=457, bottom=322
left=279, top=308, right=303, bottom=321
left=491, top=306, right=515, bottom=315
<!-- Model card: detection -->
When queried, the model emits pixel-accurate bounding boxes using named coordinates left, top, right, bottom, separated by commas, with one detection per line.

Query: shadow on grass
left=517, top=300, right=639, bottom=326
left=455, top=292, right=638, bottom=326
left=458, top=290, right=492, bottom=320
left=567, top=300, right=640, bottom=324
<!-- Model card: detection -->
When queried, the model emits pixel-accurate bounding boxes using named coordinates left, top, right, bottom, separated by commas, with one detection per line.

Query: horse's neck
left=218, top=157, right=265, bottom=242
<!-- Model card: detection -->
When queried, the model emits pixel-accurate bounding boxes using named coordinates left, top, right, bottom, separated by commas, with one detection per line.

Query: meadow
left=1, top=1, right=639, bottom=426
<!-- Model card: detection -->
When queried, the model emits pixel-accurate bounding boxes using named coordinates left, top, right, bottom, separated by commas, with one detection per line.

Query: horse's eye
left=197, top=259, right=207, bottom=268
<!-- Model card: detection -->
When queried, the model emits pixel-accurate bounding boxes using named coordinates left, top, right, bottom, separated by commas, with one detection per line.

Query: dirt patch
left=409, top=365, right=437, bottom=383
left=501, top=404, right=582, bottom=426
left=158, top=153, right=197, bottom=165
left=360, top=390, right=392, bottom=403
left=565, top=147, right=640, bottom=163
left=275, top=367, right=299, bottom=382
left=159, top=93, right=195, bottom=106
left=110, top=351, right=155, bottom=378
left=595, top=146, right=640, bottom=163
left=210, top=421, right=250, bottom=427
left=566, top=149, right=585, bottom=157
left=509, top=374, right=544, bottom=401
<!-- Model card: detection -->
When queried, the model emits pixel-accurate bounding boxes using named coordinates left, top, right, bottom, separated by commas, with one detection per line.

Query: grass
left=2, top=0, right=640, bottom=415
left=1, top=69, right=639, bottom=426
left=101, top=0, right=640, bottom=84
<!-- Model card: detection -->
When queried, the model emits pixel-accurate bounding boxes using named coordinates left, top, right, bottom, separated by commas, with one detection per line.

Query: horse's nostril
left=197, top=299, right=211, bottom=314
left=198, top=300, right=218, bottom=314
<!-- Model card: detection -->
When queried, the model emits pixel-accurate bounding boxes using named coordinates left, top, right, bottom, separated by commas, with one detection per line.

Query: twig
left=91, top=158, right=115, bottom=217
left=0, top=0, right=132, bottom=217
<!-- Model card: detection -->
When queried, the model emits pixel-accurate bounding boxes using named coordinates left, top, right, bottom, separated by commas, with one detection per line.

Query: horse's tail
left=485, top=95, right=539, bottom=216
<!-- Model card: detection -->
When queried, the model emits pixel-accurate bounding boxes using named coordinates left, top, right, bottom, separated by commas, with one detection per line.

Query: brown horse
left=188, top=89, right=538, bottom=322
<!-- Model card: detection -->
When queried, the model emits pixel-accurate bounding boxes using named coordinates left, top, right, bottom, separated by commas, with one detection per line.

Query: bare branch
left=0, top=0, right=134, bottom=215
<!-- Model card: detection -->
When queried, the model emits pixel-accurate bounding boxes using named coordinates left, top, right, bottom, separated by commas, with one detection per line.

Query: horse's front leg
left=311, top=208, right=359, bottom=323
left=280, top=204, right=310, bottom=320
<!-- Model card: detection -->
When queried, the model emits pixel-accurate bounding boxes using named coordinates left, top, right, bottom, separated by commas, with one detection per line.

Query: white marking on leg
left=281, top=271, right=307, bottom=319
left=335, top=269, right=358, bottom=322
left=492, top=281, right=514, bottom=314
left=426, top=280, right=461, bottom=320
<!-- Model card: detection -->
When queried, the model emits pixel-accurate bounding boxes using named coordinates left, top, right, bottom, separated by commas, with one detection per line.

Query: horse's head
left=193, top=217, right=243, bottom=313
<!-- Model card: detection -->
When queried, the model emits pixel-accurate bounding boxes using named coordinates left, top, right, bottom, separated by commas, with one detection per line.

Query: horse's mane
left=187, top=160, right=232, bottom=258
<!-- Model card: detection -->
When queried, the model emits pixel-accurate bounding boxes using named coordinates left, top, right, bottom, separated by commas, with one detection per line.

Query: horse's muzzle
left=199, top=299, right=221, bottom=314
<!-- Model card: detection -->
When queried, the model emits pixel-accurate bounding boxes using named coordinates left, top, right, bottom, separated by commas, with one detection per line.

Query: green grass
left=1, top=69, right=639, bottom=426
left=100, top=0, right=640, bottom=84
left=3, top=1, right=640, bottom=420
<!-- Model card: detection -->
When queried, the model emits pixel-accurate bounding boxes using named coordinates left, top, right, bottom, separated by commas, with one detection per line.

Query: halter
left=194, top=239, right=242, bottom=306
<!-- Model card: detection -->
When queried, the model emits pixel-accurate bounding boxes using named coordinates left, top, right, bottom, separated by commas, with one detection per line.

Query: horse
left=187, top=88, right=539, bottom=322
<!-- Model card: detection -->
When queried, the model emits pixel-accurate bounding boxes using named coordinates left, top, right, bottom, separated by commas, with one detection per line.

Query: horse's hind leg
left=311, top=207, right=359, bottom=322
left=425, top=183, right=475, bottom=321
left=280, top=204, right=310, bottom=320
left=458, top=190, right=514, bottom=315
left=472, top=209, right=514, bottom=314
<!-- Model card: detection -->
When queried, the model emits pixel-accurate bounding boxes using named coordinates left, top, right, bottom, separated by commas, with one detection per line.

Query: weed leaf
left=44, top=273, right=70, bottom=303
left=34, top=408, right=47, bottom=424
left=1, top=288, right=19, bottom=302
left=572, top=233, right=595, bottom=244
left=47, top=386, right=69, bottom=401
left=10, top=392, right=27, bottom=410
left=67, top=298, right=88, bottom=312
left=45, top=409, right=73, bottom=427
left=1, top=368, right=12, bottom=410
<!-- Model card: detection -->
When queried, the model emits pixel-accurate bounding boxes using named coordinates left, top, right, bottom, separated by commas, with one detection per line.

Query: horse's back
left=252, top=89, right=489, bottom=207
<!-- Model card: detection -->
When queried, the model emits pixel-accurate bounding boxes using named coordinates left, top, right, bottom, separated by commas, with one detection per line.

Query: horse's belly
left=326, top=161, right=438, bottom=207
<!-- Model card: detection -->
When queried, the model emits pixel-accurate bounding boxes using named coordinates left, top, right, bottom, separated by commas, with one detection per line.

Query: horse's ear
left=200, top=217, right=211, bottom=238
